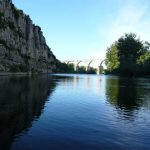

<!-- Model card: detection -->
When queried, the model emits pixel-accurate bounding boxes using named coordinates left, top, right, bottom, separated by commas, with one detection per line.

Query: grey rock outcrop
left=0, top=0, right=56, bottom=73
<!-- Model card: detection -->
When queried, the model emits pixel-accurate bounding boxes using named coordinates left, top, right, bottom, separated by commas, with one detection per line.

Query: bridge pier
left=74, top=61, right=82, bottom=72
left=97, top=66, right=103, bottom=74
left=86, top=66, right=89, bottom=72
left=74, top=64, right=78, bottom=72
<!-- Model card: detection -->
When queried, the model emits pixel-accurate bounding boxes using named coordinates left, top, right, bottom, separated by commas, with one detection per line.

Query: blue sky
left=13, top=0, right=150, bottom=62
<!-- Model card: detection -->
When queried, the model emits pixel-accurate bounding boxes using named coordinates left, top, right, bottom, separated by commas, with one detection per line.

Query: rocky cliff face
left=0, top=0, right=56, bottom=73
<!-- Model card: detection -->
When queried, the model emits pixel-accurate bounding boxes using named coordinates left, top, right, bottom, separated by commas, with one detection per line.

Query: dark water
left=0, top=74, right=150, bottom=150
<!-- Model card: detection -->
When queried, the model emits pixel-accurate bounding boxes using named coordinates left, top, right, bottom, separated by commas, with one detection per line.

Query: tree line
left=105, top=33, right=150, bottom=76
left=54, top=62, right=97, bottom=74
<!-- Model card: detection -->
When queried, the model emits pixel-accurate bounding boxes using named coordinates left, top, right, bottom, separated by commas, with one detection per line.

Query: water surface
left=0, top=74, right=150, bottom=150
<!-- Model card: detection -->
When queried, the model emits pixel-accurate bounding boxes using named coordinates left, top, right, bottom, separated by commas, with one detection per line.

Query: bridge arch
left=61, top=59, right=106, bottom=74
left=65, top=61, right=73, bottom=65
left=99, top=59, right=106, bottom=67
left=98, top=59, right=106, bottom=74
left=67, top=61, right=71, bottom=65
left=77, top=60, right=82, bottom=66
left=74, top=60, right=83, bottom=71
left=86, top=60, right=94, bottom=71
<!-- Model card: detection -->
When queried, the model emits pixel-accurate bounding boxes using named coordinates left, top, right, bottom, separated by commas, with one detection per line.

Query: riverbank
left=0, top=72, right=30, bottom=76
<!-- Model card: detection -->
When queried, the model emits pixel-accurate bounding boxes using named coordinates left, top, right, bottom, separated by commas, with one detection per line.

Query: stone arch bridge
left=61, top=59, right=105, bottom=74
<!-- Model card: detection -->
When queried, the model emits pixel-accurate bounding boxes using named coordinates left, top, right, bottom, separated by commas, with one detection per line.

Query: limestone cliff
left=0, top=0, right=56, bottom=73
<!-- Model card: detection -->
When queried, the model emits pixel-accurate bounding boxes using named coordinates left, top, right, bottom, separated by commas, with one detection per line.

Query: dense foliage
left=105, top=33, right=150, bottom=76
left=105, top=43, right=120, bottom=73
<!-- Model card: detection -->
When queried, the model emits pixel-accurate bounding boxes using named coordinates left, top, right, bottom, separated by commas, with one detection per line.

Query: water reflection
left=0, top=75, right=56, bottom=150
left=106, top=77, right=150, bottom=118
left=0, top=74, right=150, bottom=150
left=56, top=74, right=104, bottom=94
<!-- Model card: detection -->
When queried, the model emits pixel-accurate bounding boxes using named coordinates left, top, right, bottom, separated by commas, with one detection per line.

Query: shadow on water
left=106, top=76, right=150, bottom=119
left=0, top=75, right=57, bottom=150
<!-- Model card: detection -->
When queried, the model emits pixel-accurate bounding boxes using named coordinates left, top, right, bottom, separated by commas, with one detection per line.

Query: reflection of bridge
left=61, top=59, right=105, bottom=74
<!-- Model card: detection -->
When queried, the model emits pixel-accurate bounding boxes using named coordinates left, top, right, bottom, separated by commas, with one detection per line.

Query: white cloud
left=107, top=0, right=150, bottom=43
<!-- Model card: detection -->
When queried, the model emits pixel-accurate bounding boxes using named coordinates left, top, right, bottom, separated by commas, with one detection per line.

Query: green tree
left=77, top=66, right=86, bottom=73
left=137, top=51, right=150, bottom=75
left=105, top=33, right=150, bottom=76
left=117, top=33, right=145, bottom=58
left=105, top=43, right=120, bottom=73
left=67, top=63, right=75, bottom=73
left=117, top=33, right=146, bottom=75
left=54, top=60, right=68, bottom=73
left=87, top=67, right=97, bottom=74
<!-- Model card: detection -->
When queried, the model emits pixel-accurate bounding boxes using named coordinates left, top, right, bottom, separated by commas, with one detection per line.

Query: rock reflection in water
left=0, top=75, right=56, bottom=150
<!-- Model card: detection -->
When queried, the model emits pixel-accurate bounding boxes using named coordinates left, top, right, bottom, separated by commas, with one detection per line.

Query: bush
left=9, top=64, right=28, bottom=72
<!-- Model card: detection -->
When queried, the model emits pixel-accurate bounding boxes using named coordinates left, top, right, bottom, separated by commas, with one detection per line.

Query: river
left=0, top=74, right=150, bottom=150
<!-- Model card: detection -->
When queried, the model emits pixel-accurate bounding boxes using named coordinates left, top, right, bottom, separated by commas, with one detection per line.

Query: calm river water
left=0, top=74, right=150, bottom=150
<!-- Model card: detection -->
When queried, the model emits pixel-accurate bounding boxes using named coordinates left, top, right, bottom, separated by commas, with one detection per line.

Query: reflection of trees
left=106, top=77, right=119, bottom=106
left=0, top=75, right=56, bottom=150
left=106, top=77, right=150, bottom=118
